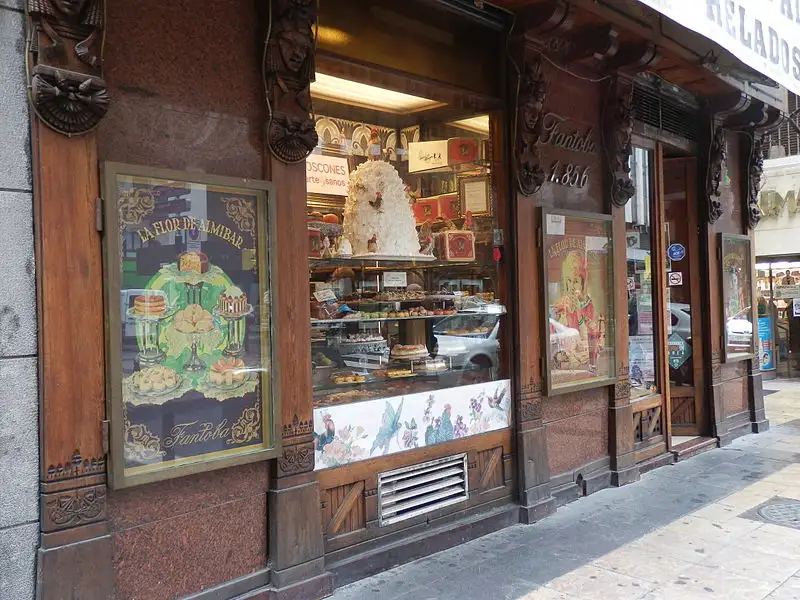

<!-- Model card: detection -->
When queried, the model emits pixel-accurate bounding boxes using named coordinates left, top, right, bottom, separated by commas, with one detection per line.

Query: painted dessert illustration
left=179, top=250, right=209, bottom=273
left=174, top=304, right=215, bottom=333
left=218, top=286, right=248, bottom=315
left=209, top=357, right=248, bottom=387
left=131, top=365, right=180, bottom=394
left=134, top=294, right=166, bottom=316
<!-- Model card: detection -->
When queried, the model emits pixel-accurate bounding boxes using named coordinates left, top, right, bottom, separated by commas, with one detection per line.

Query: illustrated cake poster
left=342, top=135, right=433, bottom=261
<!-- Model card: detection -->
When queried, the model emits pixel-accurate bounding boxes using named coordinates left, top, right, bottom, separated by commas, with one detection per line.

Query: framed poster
left=458, top=174, right=492, bottom=216
left=101, top=162, right=281, bottom=488
left=720, top=233, right=755, bottom=362
left=541, top=209, right=616, bottom=395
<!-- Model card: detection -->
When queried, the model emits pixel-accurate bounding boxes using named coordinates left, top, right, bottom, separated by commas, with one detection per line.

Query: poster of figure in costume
left=543, top=211, right=616, bottom=394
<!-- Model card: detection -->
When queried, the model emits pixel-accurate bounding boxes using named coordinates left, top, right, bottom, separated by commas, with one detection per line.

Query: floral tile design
left=313, top=380, right=511, bottom=469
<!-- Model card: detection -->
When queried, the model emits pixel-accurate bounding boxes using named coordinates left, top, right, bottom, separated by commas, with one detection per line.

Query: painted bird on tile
left=371, top=399, right=403, bottom=455
left=488, top=385, right=507, bottom=410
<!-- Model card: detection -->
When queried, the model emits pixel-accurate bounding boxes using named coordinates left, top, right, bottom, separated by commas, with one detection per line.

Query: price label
left=383, top=271, right=407, bottom=288
left=313, top=289, right=337, bottom=302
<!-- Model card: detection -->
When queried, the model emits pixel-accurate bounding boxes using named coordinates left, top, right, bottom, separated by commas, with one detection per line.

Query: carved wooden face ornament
left=278, top=27, right=311, bottom=73
left=53, top=0, right=88, bottom=17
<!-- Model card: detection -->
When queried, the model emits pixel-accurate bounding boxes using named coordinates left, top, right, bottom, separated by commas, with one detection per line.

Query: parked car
left=727, top=307, right=753, bottom=351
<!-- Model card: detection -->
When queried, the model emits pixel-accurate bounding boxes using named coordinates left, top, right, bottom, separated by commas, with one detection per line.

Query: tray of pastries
left=390, top=344, right=429, bottom=359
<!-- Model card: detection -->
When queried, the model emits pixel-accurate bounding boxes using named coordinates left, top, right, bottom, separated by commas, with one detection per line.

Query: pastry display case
left=307, top=90, right=511, bottom=469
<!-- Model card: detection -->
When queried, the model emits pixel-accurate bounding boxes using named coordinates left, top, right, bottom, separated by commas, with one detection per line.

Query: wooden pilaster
left=33, top=124, right=114, bottom=599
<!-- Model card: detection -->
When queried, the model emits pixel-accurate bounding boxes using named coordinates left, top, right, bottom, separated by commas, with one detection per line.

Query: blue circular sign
left=667, top=243, right=686, bottom=261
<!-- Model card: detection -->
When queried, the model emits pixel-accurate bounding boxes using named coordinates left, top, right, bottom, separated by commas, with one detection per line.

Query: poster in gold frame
left=720, top=233, right=755, bottom=362
left=541, top=208, right=617, bottom=396
left=101, top=162, right=281, bottom=489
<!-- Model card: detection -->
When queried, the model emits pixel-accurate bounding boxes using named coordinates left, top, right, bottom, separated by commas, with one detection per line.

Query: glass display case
left=306, top=77, right=510, bottom=467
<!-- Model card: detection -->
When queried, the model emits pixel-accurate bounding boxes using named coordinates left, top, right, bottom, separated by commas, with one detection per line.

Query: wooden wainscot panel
left=322, top=480, right=367, bottom=540
left=318, top=430, right=513, bottom=553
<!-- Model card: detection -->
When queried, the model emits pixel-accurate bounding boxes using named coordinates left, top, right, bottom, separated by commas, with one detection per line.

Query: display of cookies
left=386, top=368, right=413, bottom=378
left=332, top=374, right=366, bottom=384
left=133, top=294, right=166, bottom=316
left=178, top=251, right=209, bottom=273
left=209, top=357, right=247, bottom=386
left=174, top=304, right=215, bottom=333
left=131, top=366, right=179, bottom=393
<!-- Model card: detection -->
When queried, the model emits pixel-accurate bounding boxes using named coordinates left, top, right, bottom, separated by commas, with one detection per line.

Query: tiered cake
left=342, top=160, right=427, bottom=259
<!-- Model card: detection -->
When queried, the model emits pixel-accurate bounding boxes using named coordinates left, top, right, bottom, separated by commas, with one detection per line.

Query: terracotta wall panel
left=546, top=409, right=608, bottom=476
left=536, top=65, right=610, bottom=476
left=97, top=0, right=269, bottom=596
left=97, top=0, right=264, bottom=179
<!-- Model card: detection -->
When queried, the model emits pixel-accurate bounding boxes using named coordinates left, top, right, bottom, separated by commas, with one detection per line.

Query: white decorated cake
left=343, top=160, right=427, bottom=259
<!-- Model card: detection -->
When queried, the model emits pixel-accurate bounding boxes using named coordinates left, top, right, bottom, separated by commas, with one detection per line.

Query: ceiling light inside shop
left=448, top=115, right=490, bottom=135
left=316, top=25, right=352, bottom=46
left=311, top=73, right=443, bottom=114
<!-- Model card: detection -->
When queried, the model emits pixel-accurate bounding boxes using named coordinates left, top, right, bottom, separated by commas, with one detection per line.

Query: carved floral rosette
left=516, top=56, right=547, bottom=196
left=26, top=0, right=108, bottom=135
left=264, top=0, right=319, bottom=163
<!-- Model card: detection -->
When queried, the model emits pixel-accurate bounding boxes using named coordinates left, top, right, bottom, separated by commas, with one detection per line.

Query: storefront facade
left=19, top=0, right=784, bottom=598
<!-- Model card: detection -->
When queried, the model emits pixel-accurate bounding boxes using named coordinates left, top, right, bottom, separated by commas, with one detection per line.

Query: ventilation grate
left=377, top=454, right=469, bottom=526
left=632, top=77, right=701, bottom=142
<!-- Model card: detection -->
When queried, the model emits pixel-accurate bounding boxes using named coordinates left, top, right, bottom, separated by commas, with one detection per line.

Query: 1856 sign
left=539, top=113, right=595, bottom=189
left=101, top=163, right=282, bottom=488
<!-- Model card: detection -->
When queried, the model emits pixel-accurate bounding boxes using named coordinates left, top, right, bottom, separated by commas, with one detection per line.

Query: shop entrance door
left=663, top=158, right=708, bottom=437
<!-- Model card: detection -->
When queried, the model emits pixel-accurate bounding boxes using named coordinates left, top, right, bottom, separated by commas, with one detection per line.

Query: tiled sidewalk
left=328, top=381, right=800, bottom=600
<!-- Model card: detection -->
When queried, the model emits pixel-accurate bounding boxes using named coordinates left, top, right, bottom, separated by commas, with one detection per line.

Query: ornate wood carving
left=518, top=378, right=543, bottom=422
left=277, top=441, right=315, bottom=476
left=562, top=25, right=619, bottom=64
left=516, top=55, right=547, bottom=196
left=46, top=449, right=106, bottom=481
left=605, top=79, right=635, bottom=207
left=42, top=485, right=106, bottom=532
left=264, top=0, right=318, bottom=163
left=283, top=413, right=313, bottom=439
left=706, top=123, right=727, bottom=224
left=26, top=0, right=108, bottom=135
left=747, top=134, right=765, bottom=229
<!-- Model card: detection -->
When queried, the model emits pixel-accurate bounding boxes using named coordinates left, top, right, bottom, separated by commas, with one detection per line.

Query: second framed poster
left=542, top=209, right=617, bottom=395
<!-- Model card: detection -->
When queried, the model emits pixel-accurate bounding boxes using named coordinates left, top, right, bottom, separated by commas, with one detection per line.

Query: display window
left=306, top=73, right=510, bottom=469
left=626, top=148, right=659, bottom=398
left=541, top=209, right=616, bottom=395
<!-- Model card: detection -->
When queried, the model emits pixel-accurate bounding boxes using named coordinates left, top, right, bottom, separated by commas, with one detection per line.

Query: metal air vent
left=632, top=77, right=701, bottom=142
left=377, top=454, right=469, bottom=526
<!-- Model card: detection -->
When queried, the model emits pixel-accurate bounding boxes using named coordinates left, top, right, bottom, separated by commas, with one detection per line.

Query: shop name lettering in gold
left=163, top=420, right=232, bottom=448
left=137, top=217, right=244, bottom=249
left=548, top=236, right=586, bottom=259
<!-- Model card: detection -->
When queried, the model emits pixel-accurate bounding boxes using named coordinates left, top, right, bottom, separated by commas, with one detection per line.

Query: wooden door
left=663, top=158, right=708, bottom=436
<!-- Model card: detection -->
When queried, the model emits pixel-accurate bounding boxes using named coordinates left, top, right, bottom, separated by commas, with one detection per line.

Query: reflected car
left=727, top=307, right=753, bottom=351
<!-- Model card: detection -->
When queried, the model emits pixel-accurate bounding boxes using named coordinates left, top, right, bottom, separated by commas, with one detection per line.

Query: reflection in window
left=626, top=148, right=658, bottom=398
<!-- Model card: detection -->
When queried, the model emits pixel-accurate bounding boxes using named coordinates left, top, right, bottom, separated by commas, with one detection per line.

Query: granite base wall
left=0, top=3, right=39, bottom=600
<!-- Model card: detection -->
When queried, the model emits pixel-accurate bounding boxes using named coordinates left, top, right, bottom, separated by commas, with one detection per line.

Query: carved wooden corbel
left=515, top=55, right=547, bottom=197
left=605, top=78, right=635, bottom=207
left=264, top=0, right=319, bottom=164
left=562, top=25, right=619, bottom=64
left=25, top=0, right=108, bottom=135
left=747, top=133, right=765, bottom=229
left=706, top=122, right=727, bottom=224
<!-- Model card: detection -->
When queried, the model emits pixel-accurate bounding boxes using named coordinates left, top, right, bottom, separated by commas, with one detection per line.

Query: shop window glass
left=626, top=148, right=658, bottom=398
left=307, top=74, right=509, bottom=470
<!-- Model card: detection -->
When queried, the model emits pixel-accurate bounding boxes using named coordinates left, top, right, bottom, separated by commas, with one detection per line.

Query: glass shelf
left=310, top=305, right=506, bottom=325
